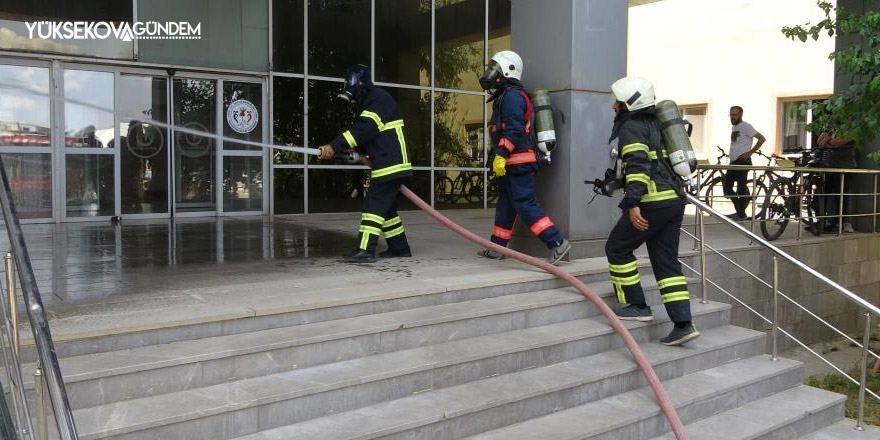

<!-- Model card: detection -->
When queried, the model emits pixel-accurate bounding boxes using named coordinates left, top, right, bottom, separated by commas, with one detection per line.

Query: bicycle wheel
left=463, top=173, right=484, bottom=204
left=435, top=176, right=456, bottom=204
left=760, top=178, right=794, bottom=241
left=802, top=174, right=825, bottom=236
left=701, top=176, right=724, bottom=209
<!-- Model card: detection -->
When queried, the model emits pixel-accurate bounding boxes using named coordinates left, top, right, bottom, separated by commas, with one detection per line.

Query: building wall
left=628, top=0, right=835, bottom=158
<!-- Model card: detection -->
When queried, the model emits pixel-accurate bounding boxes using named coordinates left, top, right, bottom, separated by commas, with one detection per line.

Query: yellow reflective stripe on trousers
left=384, top=225, right=405, bottom=238
left=626, top=173, right=650, bottom=185
left=662, top=292, right=690, bottom=303
left=362, top=213, right=385, bottom=224
left=609, top=260, right=638, bottom=272
left=371, top=162, right=412, bottom=179
left=657, top=276, right=687, bottom=290
left=614, top=283, right=626, bottom=304
left=621, top=143, right=650, bottom=156
left=382, top=216, right=402, bottom=228
left=343, top=130, right=357, bottom=148
left=359, top=225, right=382, bottom=235
left=611, top=274, right=640, bottom=286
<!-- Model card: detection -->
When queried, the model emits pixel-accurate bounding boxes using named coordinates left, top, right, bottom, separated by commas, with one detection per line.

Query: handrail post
left=4, top=252, right=17, bottom=356
left=856, top=312, right=871, bottom=431
left=35, top=365, right=47, bottom=440
left=750, top=170, right=757, bottom=242
left=699, top=204, right=708, bottom=304
left=771, top=256, right=779, bottom=361
left=797, top=172, right=804, bottom=241
left=838, top=173, right=844, bottom=236
left=873, top=175, right=878, bottom=233
left=693, top=172, right=701, bottom=251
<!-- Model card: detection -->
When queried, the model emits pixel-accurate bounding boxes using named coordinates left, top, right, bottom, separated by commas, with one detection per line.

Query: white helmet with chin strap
left=480, top=50, right=524, bottom=90
left=611, top=77, right=655, bottom=111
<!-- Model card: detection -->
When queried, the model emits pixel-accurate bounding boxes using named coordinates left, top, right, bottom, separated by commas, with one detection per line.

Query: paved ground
left=0, top=208, right=868, bottom=344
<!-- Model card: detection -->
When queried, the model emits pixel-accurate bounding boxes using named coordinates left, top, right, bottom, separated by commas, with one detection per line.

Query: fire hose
left=113, top=116, right=687, bottom=438
left=398, top=185, right=689, bottom=440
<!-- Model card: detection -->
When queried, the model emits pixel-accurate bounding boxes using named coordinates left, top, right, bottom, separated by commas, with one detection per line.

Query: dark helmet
left=338, top=64, right=373, bottom=103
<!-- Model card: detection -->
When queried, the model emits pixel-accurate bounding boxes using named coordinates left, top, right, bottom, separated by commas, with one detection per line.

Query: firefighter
left=605, top=77, right=699, bottom=346
left=318, top=64, right=412, bottom=264
left=476, top=50, right=570, bottom=265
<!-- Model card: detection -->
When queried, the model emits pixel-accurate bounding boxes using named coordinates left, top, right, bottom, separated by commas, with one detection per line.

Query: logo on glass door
left=226, top=99, right=259, bottom=134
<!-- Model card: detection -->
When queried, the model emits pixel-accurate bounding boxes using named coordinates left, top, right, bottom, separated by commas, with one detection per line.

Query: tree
left=782, top=0, right=880, bottom=164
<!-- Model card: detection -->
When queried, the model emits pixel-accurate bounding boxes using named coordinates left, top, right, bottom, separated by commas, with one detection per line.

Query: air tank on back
left=655, top=99, right=698, bottom=191
left=531, top=89, right=557, bottom=164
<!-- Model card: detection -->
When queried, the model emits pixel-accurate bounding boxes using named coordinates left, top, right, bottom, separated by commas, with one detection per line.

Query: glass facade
left=0, top=0, right=512, bottom=220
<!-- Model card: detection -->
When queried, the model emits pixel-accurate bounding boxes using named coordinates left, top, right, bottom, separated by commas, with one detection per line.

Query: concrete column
left=509, top=0, right=628, bottom=258
left=835, top=0, right=880, bottom=233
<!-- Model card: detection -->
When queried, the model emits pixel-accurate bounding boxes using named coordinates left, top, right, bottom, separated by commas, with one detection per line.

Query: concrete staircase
left=31, top=270, right=874, bottom=439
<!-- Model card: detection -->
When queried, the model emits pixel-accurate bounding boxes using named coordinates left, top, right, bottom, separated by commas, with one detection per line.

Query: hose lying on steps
left=399, top=185, right=689, bottom=440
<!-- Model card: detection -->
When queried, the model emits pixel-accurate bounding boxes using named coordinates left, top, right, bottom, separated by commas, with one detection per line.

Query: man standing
left=725, top=106, right=765, bottom=220
left=817, top=130, right=856, bottom=233
left=605, top=77, right=699, bottom=346
left=318, top=64, right=412, bottom=263
left=475, top=50, right=570, bottom=264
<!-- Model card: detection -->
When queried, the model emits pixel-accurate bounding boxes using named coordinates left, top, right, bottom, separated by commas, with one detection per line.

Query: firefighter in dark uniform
left=318, top=64, right=412, bottom=263
left=605, top=77, right=699, bottom=346
left=476, top=50, right=570, bottom=265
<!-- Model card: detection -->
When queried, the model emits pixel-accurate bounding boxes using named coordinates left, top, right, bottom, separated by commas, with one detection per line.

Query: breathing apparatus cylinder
left=655, top=100, right=698, bottom=191
left=531, top=89, right=557, bottom=164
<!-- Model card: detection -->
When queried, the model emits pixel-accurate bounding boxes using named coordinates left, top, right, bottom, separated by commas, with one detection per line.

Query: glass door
left=220, top=79, right=266, bottom=214
left=172, top=78, right=217, bottom=214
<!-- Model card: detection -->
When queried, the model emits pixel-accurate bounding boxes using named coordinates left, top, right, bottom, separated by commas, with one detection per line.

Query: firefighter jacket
left=330, top=86, right=412, bottom=183
left=616, top=106, right=684, bottom=210
left=489, top=80, right=538, bottom=174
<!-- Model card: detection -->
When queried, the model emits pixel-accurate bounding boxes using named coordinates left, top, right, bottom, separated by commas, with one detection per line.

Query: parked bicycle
left=759, top=149, right=826, bottom=240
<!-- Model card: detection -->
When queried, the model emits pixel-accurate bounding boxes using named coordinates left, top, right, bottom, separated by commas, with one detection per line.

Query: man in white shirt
left=725, top=106, right=765, bottom=220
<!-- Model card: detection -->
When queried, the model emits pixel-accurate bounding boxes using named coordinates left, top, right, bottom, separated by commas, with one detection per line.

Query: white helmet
left=491, top=50, right=523, bottom=80
left=611, top=77, right=655, bottom=111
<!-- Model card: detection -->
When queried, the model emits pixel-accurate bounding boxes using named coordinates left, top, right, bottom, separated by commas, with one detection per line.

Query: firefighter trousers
left=357, top=178, right=410, bottom=253
left=605, top=203, right=692, bottom=324
left=490, top=172, right=564, bottom=248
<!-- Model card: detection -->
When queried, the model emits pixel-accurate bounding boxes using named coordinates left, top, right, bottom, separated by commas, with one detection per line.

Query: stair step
left=803, top=419, right=880, bottom=439
left=649, top=385, right=845, bottom=440
left=35, top=280, right=692, bottom=410
left=26, top=263, right=642, bottom=362
left=72, top=303, right=738, bottom=439
left=219, top=326, right=767, bottom=440
left=464, top=356, right=803, bottom=440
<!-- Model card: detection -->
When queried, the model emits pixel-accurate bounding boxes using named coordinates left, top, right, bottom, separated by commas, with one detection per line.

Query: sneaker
left=547, top=239, right=571, bottom=265
left=477, top=249, right=505, bottom=260
left=844, top=223, right=854, bottom=233
left=379, top=248, right=412, bottom=258
left=726, top=213, right=744, bottom=221
left=614, top=305, right=654, bottom=322
left=344, top=250, right=377, bottom=263
left=660, top=324, right=701, bottom=346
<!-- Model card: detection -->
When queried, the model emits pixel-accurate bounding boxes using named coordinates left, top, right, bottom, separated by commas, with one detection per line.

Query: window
left=780, top=97, right=828, bottom=153
left=680, top=105, right=707, bottom=156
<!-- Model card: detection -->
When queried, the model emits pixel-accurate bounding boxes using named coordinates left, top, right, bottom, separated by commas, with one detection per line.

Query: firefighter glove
left=492, top=155, right=507, bottom=177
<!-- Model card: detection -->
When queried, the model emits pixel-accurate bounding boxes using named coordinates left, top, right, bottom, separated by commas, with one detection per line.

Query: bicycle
left=759, top=149, right=826, bottom=240
left=699, top=147, right=772, bottom=219
left=696, top=145, right=729, bottom=208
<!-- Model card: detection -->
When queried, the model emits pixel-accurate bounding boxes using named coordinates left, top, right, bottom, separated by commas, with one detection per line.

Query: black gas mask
left=479, top=60, right=505, bottom=91
left=338, top=64, right=372, bottom=103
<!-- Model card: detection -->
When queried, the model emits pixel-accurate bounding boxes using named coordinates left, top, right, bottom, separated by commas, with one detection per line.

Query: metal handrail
left=698, top=164, right=880, bottom=174
left=688, top=194, right=880, bottom=317
left=0, top=158, right=78, bottom=440
left=688, top=193, right=879, bottom=430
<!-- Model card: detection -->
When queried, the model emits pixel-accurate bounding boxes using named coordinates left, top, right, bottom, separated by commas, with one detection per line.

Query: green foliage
left=807, top=371, right=880, bottom=425
left=782, top=1, right=880, bottom=164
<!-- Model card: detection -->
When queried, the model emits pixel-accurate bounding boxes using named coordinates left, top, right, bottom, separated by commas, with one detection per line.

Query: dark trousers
left=490, top=172, right=563, bottom=249
left=357, top=178, right=410, bottom=253
left=723, top=158, right=752, bottom=217
left=605, top=203, right=692, bottom=324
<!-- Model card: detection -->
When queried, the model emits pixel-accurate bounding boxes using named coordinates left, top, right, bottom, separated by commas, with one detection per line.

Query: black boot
left=379, top=248, right=412, bottom=258
left=345, top=250, right=377, bottom=263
